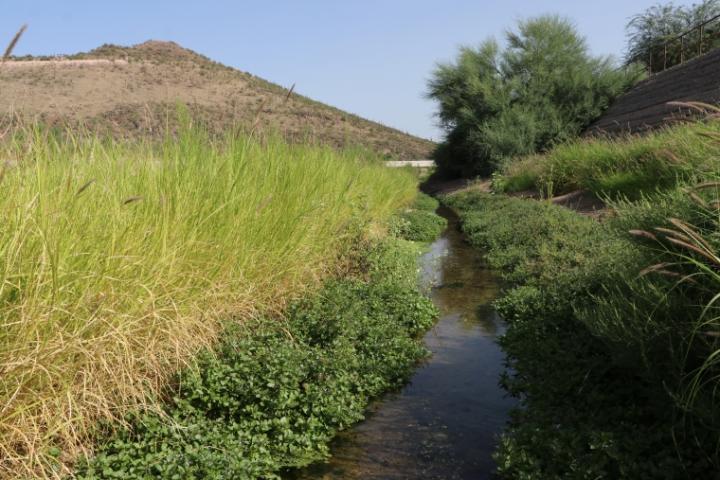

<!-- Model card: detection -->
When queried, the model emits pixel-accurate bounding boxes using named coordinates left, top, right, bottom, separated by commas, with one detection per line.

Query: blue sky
left=1, top=1, right=699, bottom=140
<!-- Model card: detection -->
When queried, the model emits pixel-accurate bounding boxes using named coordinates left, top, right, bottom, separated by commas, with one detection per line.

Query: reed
left=2, top=24, right=27, bottom=61
left=635, top=189, right=720, bottom=428
left=0, top=123, right=416, bottom=478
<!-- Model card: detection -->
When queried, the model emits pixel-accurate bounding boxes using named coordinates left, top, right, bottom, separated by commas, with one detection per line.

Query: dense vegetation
left=389, top=193, right=448, bottom=242
left=444, top=185, right=720, bottom=478
left=427, top=15, right=643, bottom=177
left=494, top=116, right=720, bottom=198
left=430, top=3, right=720, bottom=478
left=627, top=0, right=720, bottom=72
left=75, top=231, right=439, bottom=479
left=0, top=122, right=419, bottom=478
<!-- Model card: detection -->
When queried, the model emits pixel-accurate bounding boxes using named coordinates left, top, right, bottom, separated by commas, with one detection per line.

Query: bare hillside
left=0, top=40, right=434, bottom=159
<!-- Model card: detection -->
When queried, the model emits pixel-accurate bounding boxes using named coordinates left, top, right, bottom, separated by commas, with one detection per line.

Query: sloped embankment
left=75, top=236, right=439, bottom=479
left=587, top=48, right=720, bottom=136
left=0, top=124, right=418, bottom=479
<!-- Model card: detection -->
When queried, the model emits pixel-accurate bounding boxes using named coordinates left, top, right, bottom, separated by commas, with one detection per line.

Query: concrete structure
left=386, top=160, right=435, bottom=168
left=586, top=48, right=720, bottom=136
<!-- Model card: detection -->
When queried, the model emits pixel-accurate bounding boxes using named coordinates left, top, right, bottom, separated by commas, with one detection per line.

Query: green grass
left=0, top=123, right=417, bottom=478
left=496, top=119, right=720, bottom=198
left=443, top=190, right=720, bottom=478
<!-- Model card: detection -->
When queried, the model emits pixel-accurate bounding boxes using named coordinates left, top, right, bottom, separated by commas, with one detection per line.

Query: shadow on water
left=287, top=206, right=515, bottom=479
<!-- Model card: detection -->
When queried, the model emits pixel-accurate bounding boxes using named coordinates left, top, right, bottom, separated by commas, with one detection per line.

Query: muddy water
left=288, top=207, right=514, bottom=479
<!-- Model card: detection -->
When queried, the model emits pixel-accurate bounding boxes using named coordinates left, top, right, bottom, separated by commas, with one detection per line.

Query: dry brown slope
left=0, top=40, right=434, bottom=159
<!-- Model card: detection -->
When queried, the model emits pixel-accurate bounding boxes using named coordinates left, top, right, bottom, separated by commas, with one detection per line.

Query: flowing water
left=288, top=207, right=514, bottom=479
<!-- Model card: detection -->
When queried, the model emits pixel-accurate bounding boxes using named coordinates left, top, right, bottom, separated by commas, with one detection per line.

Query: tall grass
left=624, top=185, right=720, bottom=435
left=497, top=119, right=720, bottom=198
left=0, top=123, right=416, bottom=478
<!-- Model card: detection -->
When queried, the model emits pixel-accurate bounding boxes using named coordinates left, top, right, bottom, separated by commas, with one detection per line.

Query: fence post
left=681, top=35, right=685, bottom=63
left=700, top=25, right=704, bottom=55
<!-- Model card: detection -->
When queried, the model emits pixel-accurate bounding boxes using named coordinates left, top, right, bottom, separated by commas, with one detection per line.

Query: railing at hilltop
left=650, top=13, right=720, bottom=73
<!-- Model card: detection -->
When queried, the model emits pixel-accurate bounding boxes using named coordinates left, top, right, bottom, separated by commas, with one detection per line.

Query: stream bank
left=288, top=206, right=514, bottom=479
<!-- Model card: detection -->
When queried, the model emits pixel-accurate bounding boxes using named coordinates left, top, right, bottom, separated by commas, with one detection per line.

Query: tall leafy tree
left=626, top=0, right=720, bottom=71
left=428, top=15, right=643, bottom=177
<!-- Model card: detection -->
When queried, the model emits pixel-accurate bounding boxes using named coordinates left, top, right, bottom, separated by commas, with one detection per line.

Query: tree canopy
left=428, top=15, right=643, bottom=177
left=626, top=0, right=720, bottom=71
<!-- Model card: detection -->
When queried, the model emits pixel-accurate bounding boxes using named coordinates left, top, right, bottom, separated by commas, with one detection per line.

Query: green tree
left=427, top=15, right=643, bottom=177
left=626, top=0, right=720, bottom=72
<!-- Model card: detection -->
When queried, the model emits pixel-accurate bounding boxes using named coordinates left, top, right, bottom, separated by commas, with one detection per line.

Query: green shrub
left=391, top=210, right=447, bottom=243
left=364, top=238, right=422, bottom=290
left=388, top=195, right=447, bottom=243
left=74, top=237, right=437, bottom=479
left=492, top=169, right=538, bottom=193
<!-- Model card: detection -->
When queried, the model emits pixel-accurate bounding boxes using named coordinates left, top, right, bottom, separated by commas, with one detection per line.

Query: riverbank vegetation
left=444, top=183, right=720, bottom=477
left=389, top=193, right=448, bottom=242
left=75, top=234, right=438, bottom=479
left=0, top=121, right=422, bottom=478
left=426, top=2, right=720, bottom=477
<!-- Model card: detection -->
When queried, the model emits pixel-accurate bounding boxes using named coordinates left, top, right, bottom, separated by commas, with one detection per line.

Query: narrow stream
left=288, top=206, right=515, bottom=479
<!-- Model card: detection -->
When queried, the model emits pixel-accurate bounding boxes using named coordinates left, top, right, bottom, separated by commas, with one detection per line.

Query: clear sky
left=1, top=1, right=700, bottom=140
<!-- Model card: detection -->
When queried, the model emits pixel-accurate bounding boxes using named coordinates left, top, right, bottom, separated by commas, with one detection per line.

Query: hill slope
left=0, top=40, right=433, bottom=159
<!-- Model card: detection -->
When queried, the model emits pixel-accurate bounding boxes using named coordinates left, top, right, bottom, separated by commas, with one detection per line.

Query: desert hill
left=0, top=40, right=434, bottom=159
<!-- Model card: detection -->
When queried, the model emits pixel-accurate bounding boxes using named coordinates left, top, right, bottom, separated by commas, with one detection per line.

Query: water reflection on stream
left=288, top=206, right=515, bottom=479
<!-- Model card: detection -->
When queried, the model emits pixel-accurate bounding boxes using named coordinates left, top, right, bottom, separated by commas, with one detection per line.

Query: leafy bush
left=491, top=169, right=537, bottom=194
left=364, top=237, right=423, bottom=289
left=390, top=210, right=447, bottom=243
left=427, top=15, right=644, bottom=177
left=75, top=235, right=437, bottom=479
left=444, top=190, right=719, bottom=478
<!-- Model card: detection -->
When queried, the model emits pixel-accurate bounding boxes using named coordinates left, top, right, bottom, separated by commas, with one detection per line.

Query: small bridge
left=386, top=160, right=435, bottom=168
